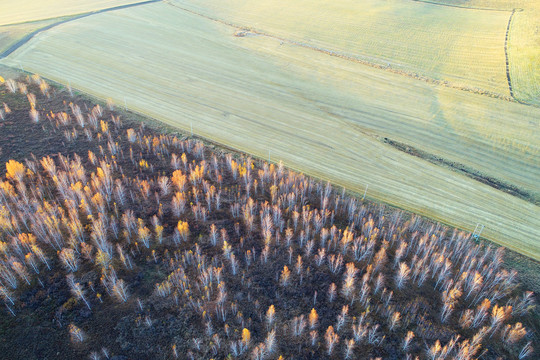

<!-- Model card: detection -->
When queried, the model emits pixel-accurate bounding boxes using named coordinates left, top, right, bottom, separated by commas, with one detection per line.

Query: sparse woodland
left=0, top=75, right=536, bottom=359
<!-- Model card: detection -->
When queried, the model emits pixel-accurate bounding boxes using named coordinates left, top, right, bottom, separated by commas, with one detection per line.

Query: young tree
left=68, top=324, right=85, bottom=343
left=112, top=279, right=129, bottom=302
left=395, top=262, right=410, bottom=289
left=325, top=326, right=339, bottom=355
left=59, top=248, right=79, bottom=272
left=67, top=274, right=91, bottom=309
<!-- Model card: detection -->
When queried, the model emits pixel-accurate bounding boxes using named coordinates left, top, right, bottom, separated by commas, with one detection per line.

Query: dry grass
left=0, top=0, right=140, bottom=26
left=2, top=2, right=539, bottom=260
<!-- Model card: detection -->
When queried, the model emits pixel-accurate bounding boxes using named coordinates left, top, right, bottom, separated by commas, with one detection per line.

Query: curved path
left=0, top=0, right=161, bottom=59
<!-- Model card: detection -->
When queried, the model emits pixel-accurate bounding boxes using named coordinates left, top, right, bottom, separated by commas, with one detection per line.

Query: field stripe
left=165, top=1, right=515, bottom=104
left=0, top=0, right=161, bottom=59
left=412, top=0, right=518, bottom=11
left=414, top=0, right=524, bottom=111
left=504, top=9, right=518, bottom=100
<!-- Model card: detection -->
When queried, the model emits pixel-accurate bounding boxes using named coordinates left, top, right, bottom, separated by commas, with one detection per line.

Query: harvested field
left=1, top=1, right=539, bottom=260
left=412, top=0, right=540, bottom=104
left=0, top=0, right=539, bottom=359
left=0, top=18, right=67, bottom=54
left=507, top=3, right=540, bottom=105
left=173, top=0, right=511, bottom=96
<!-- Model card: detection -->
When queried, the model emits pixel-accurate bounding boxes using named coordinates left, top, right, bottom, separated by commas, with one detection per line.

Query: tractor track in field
left=0, top=0, right=162, bottom=59
left=412, top=0, right=521, bottom=12
left=382, top=137, right=539, bottom=206
left=504, top=9, right=520, bottom=102
left=163, top=1, right=531, bottom=106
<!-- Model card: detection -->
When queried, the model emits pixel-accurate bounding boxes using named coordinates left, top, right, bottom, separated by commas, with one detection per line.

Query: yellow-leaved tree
left=6, top=160, right=25, bottom=182
left=241, top=328, right=251, bottom=345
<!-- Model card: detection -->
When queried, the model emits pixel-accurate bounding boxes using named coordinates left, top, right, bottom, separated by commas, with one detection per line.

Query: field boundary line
left=0, top=0, right=162, bottom=59
left=504, top=9, right=521, bottom=102
left=412, top=0, right=522, bottom=12
left=0, top=16, right=70, bottom=28
left=381, top=137, right=539, bottom=205
left=164, top=1, right=527, bottom=106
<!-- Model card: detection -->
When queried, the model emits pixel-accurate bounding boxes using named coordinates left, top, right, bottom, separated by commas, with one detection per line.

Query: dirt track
left=0, top=0, right=161, bottom=59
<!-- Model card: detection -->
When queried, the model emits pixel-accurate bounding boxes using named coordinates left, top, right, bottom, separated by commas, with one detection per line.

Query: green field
left=1, top=0, right=539, bottom=260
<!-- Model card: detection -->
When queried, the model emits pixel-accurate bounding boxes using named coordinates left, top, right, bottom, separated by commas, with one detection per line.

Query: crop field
left=507, top=3, right=540, bottom=105
left=420, top=0, right=540, bottom=105
left=173, top=0, right=513, bottom=97
left=0, top=18, right=65, bottom=54
left=0, top=1, right=156, bottom=59
left=1, top=0, right=539, bottom=260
